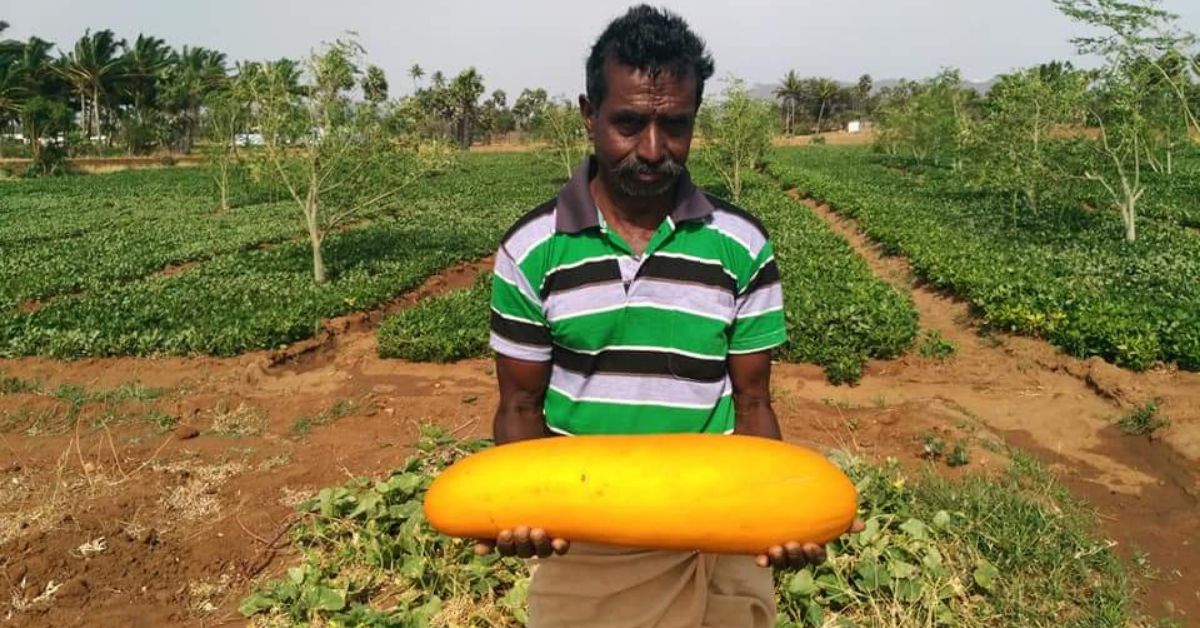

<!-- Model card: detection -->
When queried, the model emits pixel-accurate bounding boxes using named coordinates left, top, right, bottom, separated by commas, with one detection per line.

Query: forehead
left=600, top=57, right=697, bottom=112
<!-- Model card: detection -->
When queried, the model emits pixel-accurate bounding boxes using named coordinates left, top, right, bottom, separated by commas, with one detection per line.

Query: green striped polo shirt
left=489, top=156, right=786, bottom=435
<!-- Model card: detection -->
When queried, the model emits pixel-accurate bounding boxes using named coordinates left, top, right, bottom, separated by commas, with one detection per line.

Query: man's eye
left=663, top=120, right=690, bottom=136
left=616, top=121, right=642, bottom=135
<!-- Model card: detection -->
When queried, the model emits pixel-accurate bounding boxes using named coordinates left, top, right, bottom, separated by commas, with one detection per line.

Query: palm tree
left=773, top=70, right=803, bottom=135
left=450, top=67, right=484, bottom=148
left=430, top=70, right=445, bottom=89
left=856, top=73, right=873, bottom=115
left=363, top=64, right=388, bottom=104
left=408, top=63, right=424, bottom=90
left=59, top=28, right=126, bottom=139
left=120, top=34, right=173, bottom=122
left=807, top=77, right=841, bottom=135
left=161, top=46, right=228, bottom=152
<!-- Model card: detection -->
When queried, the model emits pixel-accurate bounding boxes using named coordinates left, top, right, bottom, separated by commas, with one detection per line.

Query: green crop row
left=772, top=146, right=1200, bottom=371
left=736, top=176, right=918, bottom=383
left=0, top=153, right=563, bottom=357
left=377, top=275, right=491, bottom=363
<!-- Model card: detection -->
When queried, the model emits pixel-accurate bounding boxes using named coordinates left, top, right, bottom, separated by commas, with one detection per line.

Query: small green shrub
left=1116, top=399, right=1170, bottom=437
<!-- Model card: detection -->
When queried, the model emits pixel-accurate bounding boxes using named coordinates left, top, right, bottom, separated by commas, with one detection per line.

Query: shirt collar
left=555, top=155, right=714, bottom=234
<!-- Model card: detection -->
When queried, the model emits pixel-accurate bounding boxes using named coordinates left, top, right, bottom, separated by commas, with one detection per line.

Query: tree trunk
left=815, top=101, right=827, bottom=136
left=1122, top=202, right=1136, bottom=243
left=79, top=92, right=88, bottom=136
left=91, top=85, right=101, bottom=142
left=306, top=204, right=327, bottom=283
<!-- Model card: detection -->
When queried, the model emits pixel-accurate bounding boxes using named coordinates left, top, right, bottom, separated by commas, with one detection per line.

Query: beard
left=610, top=152, right=684, bottom=198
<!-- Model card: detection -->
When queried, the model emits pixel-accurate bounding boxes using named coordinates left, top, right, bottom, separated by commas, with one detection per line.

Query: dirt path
left=792, top=193, right=1200, bottom=621
left=2, top=210, right=1199, bottom=625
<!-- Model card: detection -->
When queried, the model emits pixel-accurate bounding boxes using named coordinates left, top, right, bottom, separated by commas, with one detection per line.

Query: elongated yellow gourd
left=423, top=434, right=858, bottom=555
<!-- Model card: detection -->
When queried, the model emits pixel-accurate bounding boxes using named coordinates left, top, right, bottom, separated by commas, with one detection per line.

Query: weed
left=141, top=409, right=178, bottom=431
left=290, top=399, right=359, bottom=437
left=917, top=330, right=958, bottom=361
left=0, top=372, right=41, bottom=395
left=920, top=432, right=947, bottom=460
left=947, top=441, right=970, bottom=467
left=1116, top=399, right=1170, bottom=437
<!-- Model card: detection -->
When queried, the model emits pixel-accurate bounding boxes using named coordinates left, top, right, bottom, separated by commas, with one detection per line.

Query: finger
left=850, top=517, right=866, bottom=533
left=513, top=526, right=535, bottom=558
left=473, top=540, right=495, bottom=556
left=784, top=541, right=806, bottom=569
left=768, top=545, right=788, bottom=569
left=802, top=543, right=827, bottom=565
left=530, top=528, right=553, bottom=558
left=551, top=538, right=571, bottom=555
left=755, top=553, right=770, bottom=568
left=496, top=529, right=516, bottom=557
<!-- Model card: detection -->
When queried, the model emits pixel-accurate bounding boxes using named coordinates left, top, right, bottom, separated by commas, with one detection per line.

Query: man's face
left=582, top=58, right=698, bottom=198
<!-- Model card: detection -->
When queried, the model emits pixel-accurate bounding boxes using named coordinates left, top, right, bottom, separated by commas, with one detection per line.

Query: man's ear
left=578, top=94, right=595, bottom=140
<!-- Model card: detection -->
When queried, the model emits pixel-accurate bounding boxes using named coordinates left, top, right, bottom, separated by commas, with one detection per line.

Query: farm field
left=1, top=149, right=1198, bottom=626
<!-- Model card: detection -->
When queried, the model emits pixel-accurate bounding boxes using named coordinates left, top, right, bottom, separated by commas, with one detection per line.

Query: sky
left=5, top=0, right=1200, bottom=99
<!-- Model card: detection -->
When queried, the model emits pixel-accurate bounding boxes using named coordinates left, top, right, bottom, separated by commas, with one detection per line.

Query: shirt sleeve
left=728, top=240, right=787, bottom=354
left=489, top=243, right=553, bottom=362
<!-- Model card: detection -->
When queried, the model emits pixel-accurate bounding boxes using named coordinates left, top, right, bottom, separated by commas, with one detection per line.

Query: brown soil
left=772, top=130, right=876, bottom=146
left=794, top=193, right=1200, bottom=621
left=0, top=155, right=205, bottom=174
left=2, top=211, right=1198, bottom=626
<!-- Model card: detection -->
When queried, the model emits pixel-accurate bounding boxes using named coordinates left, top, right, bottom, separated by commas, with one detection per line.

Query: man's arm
left=493, top=355, right=554, bottom=444
left=729, top=351, right=782, bottom=440
left=478, top=354, right=569, bottom=558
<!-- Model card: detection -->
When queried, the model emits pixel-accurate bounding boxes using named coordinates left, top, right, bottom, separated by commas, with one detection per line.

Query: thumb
left=473, top=539, right=497, bottom=556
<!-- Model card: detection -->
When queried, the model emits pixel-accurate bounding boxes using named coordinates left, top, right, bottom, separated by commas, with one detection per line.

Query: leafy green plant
left=1116, top=399, right=1170, bottom=436
left=142, top=409, right=178, bottom=432
left=921, top=432, right=947, bottom=460
left=771, top=146, right=1200, bottom=372
left=377, top=275, right=491, bottom=363
left=244, top=431, right=1137, bottom=627
left=918, top=330, right=958, bottom=361
left=240, top=426, right=528, bottom=626
left=0, top=153, right=562, bottom=358
left=946, top=441, right=970, bottom=468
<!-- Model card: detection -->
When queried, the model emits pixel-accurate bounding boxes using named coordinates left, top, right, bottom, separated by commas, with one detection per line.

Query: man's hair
left=585, top=5, right=715, bottom=110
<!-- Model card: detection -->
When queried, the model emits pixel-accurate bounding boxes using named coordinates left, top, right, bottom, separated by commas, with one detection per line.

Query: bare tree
left=246, top=37, right=452, bottom=283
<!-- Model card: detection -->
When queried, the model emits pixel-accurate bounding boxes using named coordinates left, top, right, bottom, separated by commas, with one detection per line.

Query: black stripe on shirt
left=741, top=258, right=781, bottom=296
left=491, top=311, right=552, bottom=346
left=540, top=259, right=622, bottom=299
left=552, top=345, right=726, bottom=382
left=637, top=255, right=737, bottom=294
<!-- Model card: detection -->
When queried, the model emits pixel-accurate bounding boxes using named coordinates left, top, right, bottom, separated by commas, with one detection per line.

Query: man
left=479, top=6, right=859, bottom=627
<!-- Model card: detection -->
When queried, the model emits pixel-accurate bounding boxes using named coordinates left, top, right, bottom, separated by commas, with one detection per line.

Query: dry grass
left=277, top=485, right=314, bottom=508
left=209, top=401, right=267, bottom=438
left=157, top=460, right=245, bottom=521
left=188, top=573, right=235, bottom=615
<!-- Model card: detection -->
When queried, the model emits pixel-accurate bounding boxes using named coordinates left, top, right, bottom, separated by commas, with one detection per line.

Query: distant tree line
left=0, top=22, right=578, bottom=174
left=772, top=71, right=875, bottom=136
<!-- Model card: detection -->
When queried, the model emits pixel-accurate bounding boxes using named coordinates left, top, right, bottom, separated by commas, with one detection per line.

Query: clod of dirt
left=174, top=424, right=200, bottom=440
left=1084, top=357, right=1142, bottom=406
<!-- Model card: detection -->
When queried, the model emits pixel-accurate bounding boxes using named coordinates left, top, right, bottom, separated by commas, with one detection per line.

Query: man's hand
left=474, top=526, right=571, bottom=559
left=755, top=517, right=866, bottom=569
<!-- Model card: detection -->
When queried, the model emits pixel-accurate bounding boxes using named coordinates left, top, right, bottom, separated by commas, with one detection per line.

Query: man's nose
left=637, top=123, right=666, bottom=164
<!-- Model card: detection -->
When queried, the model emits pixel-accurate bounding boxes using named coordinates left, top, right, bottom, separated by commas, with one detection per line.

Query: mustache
left=614, top=153, right=683, bottom=178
